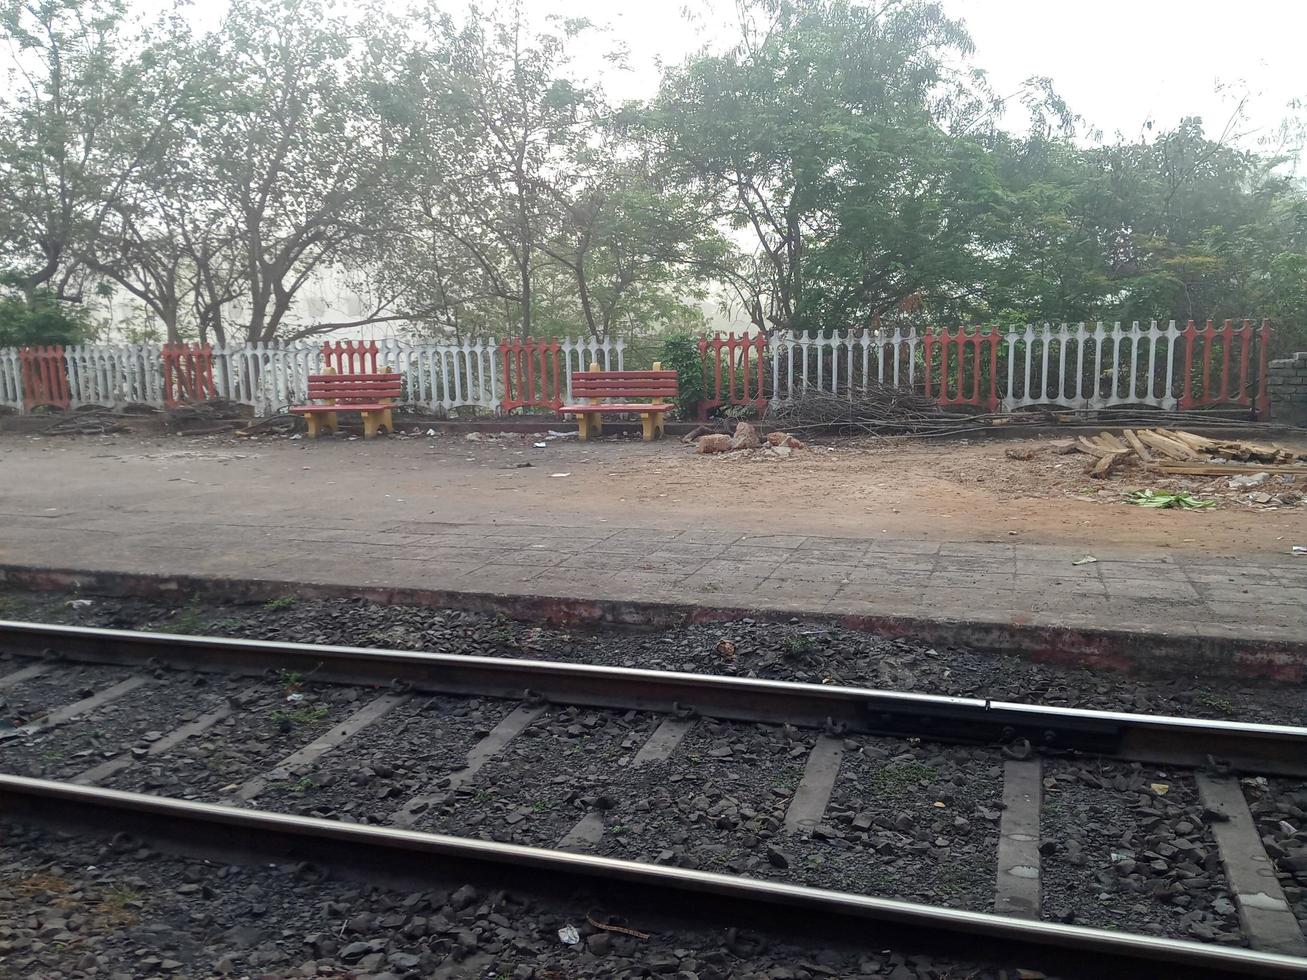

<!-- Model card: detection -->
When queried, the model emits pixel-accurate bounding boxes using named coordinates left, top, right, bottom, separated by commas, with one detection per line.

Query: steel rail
left=2, top=619, right=1305, bottom=775
left=0, top=775, right=1303, bottom=980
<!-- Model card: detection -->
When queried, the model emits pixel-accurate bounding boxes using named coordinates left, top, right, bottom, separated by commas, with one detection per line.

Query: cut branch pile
left=769, top=384, right=981, bottom=436
left=1068, top=428, right=1307, bottom=479
left=767, top=386, right=1298, bottom=440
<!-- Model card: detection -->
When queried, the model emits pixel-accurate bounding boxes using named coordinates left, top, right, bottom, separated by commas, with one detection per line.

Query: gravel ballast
left=1244, top=776, right=1307, bottom=941
left=0, top=662, right=132, bottom=728
left=0, top=669, right=246, bottom=781
left=262, top=694, right=515, bottom=825
left=0, top=820, right=1007, bottom=979
left=418, top=705, right=662, bottom=848
left=100, top=680, right=369, bottom=799
left=3, top=588, right=1302, bottom=725
left=1039, top=760, right=1241, bottom=943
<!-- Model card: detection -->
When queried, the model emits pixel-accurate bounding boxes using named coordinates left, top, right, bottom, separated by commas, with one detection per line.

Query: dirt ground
left=2, top=425, right=1303, bottom=556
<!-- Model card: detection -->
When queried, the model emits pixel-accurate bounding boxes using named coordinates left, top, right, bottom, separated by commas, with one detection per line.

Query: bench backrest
left=570, top=370, right=678, bottom=402
left=307, top=372, right=402, bottom=403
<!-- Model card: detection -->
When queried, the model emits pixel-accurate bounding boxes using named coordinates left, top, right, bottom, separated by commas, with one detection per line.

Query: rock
left=769, top=444, right=792, bottom=458
left=450, top=884, right=479, bottom=909
left=388, top=951, right=421, bottom=969
left=1228, top=472, right=1270, bottom=489
left=766, top=846, right=791, bottom=868
left=766, top=431, right=805, bottom=449
left=729, top=422, right=760, bottom=450
left=696, top=434, right=733, bottom=454
left=587, top=932, right=613, bottom=956
left=340, top=940, right=383, bottom=961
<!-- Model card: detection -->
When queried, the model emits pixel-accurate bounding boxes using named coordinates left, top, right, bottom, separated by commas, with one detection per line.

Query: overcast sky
left=513, top=0, right=1306, bottom=160
left=131, top=0, right=1307, bottom=158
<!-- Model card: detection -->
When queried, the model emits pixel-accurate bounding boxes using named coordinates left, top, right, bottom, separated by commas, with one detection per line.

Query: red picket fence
left=499, top=336, right=565, bottom=412
left=19, top=346, right=71, bottom=411
left=161, top=343, right=216, bottom=408
left=322, top=339, right=381, bottom=374
left=697, top=333, right=769, bottom=420
left=921, top=327, right=1001, bottom=411
left=1178, top=319, right=1270, bottom=413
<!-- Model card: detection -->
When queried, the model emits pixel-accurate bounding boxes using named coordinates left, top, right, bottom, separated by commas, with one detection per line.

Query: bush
left=0, top=291, right=95, bottom=347
left=659, top=331, right=704, bottom=418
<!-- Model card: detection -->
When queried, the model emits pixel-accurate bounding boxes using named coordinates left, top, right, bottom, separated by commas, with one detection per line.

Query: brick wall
left=1268, top=352, right=1307, bottom=426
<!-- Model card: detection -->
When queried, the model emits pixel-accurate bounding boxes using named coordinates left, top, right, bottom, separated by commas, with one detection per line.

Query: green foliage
left=1126, top=490, right=1216, bottom=510
left=2, top=0, right=1305, bottom=348
left=783, top=634, right=816, bottom=657
left=0, top=291, right=95, bottom=347
left=263, top=596, right=297, bottom=612
left=870, top=761, right=939, bottom=793
left=659, top=331, right=705, bottom=417
left=278, top=669, right=304, bottom=695
left=272, top=704, right=328, bottom=726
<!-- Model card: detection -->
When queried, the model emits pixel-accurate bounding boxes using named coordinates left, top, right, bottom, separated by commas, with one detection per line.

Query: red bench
left=290, top=370, right=401, bottom=439
left=561, top=364, right=678, bottom=441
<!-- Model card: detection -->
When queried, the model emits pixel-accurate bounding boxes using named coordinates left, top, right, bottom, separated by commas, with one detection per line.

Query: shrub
left=659, top=331, right=704, bottom=419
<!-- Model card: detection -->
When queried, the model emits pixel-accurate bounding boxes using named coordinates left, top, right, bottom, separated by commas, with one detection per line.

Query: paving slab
left=1, top=435, right=1305, bottom=678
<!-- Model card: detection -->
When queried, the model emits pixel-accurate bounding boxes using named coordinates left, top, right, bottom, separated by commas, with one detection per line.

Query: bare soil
left=2, top=427, right=1304, bottom=556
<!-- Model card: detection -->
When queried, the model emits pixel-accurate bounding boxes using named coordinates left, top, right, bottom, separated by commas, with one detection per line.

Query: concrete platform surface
left=0, top=434, right=1304, bottom=651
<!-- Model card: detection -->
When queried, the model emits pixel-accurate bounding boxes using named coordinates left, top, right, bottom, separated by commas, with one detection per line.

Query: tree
left=182, top=0, right=396, bottom=344
left=0, top=289, right=95, bottom=345
left=646, top=0, right=994, bottom=334
left=535, top=133, right=728, bottom=341
left=0, top=0, right=204, bottom=308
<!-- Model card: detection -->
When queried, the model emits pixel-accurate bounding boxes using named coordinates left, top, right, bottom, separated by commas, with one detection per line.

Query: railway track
left=1, top=619, right=1306, bottom=978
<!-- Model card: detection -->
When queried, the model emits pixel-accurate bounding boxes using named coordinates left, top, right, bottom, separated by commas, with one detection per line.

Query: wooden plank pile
left=1065, top=429, right=1307, bottom=479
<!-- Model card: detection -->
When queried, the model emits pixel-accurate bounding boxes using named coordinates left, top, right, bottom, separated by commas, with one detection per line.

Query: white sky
left=134, top=0, right=1307, bottom=156
left=517, top=0, right=1307, bottom=159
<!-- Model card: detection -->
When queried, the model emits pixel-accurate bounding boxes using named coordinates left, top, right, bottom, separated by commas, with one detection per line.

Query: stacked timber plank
left=1071, top=428, right=1307, bottom=479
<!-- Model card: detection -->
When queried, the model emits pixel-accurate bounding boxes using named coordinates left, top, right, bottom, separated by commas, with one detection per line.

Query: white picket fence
left=0, top=322, right=1255, bottom=417
left=761, top=322, right=1191, bottom=410
left=0, top=348, right=21, bottom=410
left=0, top=337, right=625, bottom=416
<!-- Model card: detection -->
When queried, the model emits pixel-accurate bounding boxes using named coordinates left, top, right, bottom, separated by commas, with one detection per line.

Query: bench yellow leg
left=304, top=415, right=322, bottom=439
left=640, top=413, right=657, bottom=441
left=323, top=411, right=338, bottom=435
left=382, top=408, right=393, bottom=433
left=362, top=412, right=382, bottom=439
left=576, top=415, right=591, bottom=441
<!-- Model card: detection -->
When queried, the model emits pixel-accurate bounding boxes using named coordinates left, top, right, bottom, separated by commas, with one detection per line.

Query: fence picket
left=0, top=323, right=1275, bottom=419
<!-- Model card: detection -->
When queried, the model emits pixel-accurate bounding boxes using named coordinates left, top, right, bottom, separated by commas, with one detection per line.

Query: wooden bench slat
left=570, top=387, right=677, bottom=398
left=291, top=403, right=394, bottom=413
left=308, top=373, right=400, bottom=382
left=308, top=387, right=402, bottom=396
left=561, top=403, right=672, bottom=413
left=572, top=371, right=677, bottom=380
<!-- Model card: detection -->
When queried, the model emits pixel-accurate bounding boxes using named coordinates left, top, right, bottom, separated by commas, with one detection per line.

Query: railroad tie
left=391, top=702, right=545, bottom=829
left=1197, top=773, right=1307, bottom=957
left=72, top=684, right=266, bottom=786
left=995, top=758, right=1042, bottom=919
left=557, top=716, right=697, bottom=851
left=783, top=735, right=845, bottom=836
left=16, top=676, right=151, bottom=737
left=231, top=692, right=409, bottom=802
left=0, top=663, right=50, bottom=690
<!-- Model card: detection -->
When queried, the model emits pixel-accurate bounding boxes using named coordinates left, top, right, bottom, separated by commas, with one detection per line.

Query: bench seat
left=559, top=403, right=671, bottom=414
left=291, top=403, right=394, bottom=414
left=292, top=370, right=401, bottom=439
left=560, top=367, right=678, bottom=441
